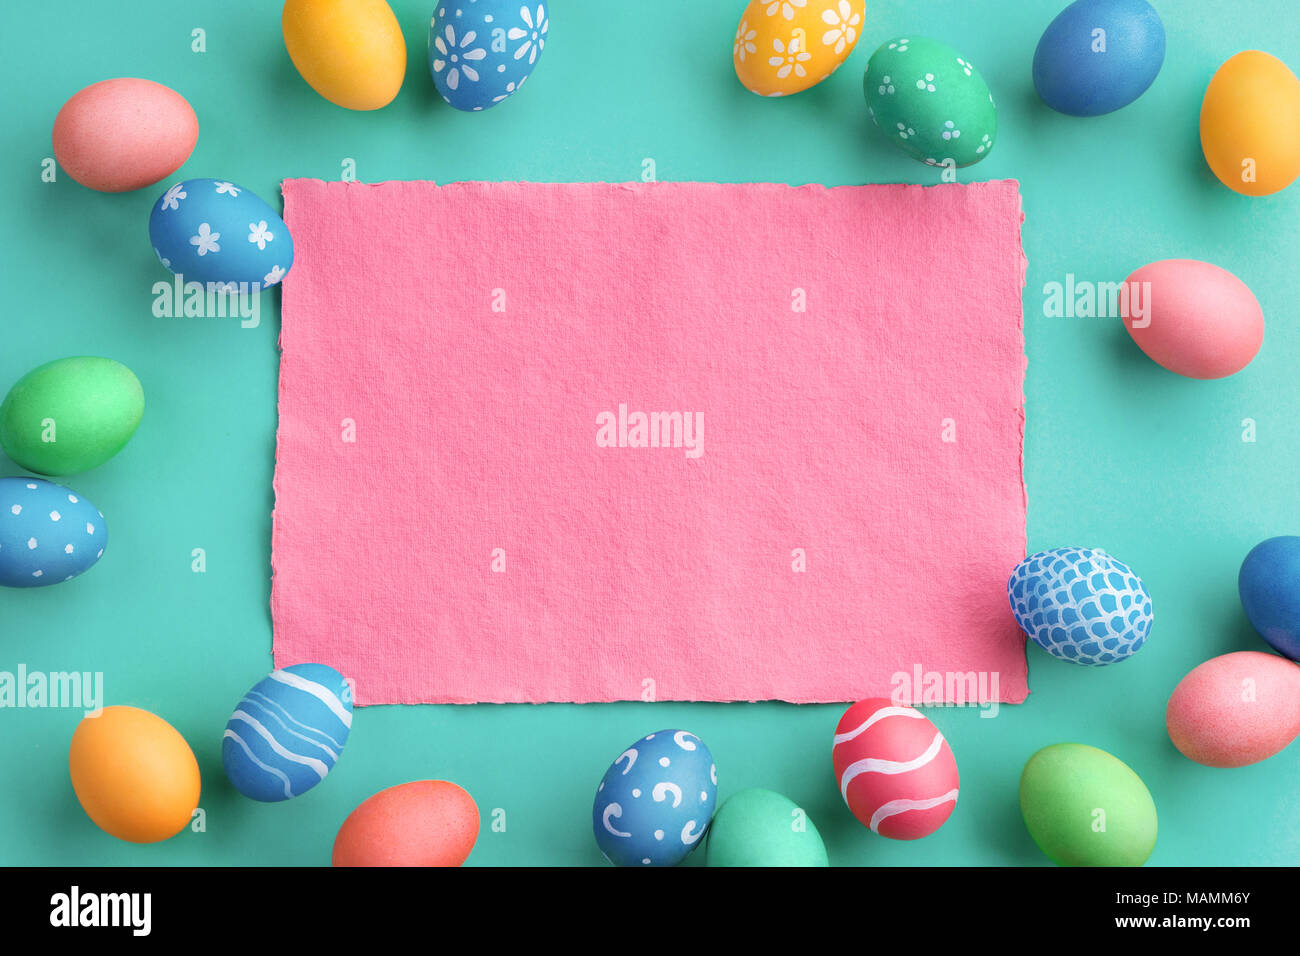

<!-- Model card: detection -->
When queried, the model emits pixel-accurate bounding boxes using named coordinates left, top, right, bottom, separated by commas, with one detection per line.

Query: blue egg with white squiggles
left=0, top=477, right=105, bottom=588
left=429, top=1, right=548, bottom=112
left=148, top=178, right=293, bottom=289
left=592, top=729, right=716, bottom=866
left=222, top=663, right=353, bottom=802
left=1033, top=0, right=1165, bottom=116
left=1008, top=547, right=1153, bottom=666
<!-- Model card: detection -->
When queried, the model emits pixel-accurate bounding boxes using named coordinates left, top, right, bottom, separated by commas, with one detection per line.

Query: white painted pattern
left=229, top=711, right=329, bottom=778
left=832, top=705, right=925, bottom=746
left=268, top=670, right=353, bottom=727
left=223, top=730, right=293, bottom=799
left=868, top=788, right=960, bottom=833
left=838, top=731, right=945, bottom=802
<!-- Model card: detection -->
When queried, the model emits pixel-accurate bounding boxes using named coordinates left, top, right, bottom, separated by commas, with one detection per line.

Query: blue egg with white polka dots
left=429, top=1, right=548, bottom=112
left=1008, top=547, right=1153, bottom=666
left=593, top=729, right=717, bottom=867
left=0, top=477, right=106, bottom=588
left=148, top=178, right=293, bottom=290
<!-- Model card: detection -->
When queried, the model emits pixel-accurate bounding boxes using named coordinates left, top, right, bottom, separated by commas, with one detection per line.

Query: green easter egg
left=0, top=357, right=144, bottom=476
left=1019, top=743, right=1157, bottom=867
left=864, top=36, right=997, bottom=167
left=705, top=788, right=829, bottom=867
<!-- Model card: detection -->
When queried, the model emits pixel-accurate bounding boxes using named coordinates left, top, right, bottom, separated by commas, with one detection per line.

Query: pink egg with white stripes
left=832, top=698, right=959, bottom=840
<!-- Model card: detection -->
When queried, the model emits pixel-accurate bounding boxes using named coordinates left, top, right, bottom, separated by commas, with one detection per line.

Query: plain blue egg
left=148, top=178, right=293, bottom=289
left=1033, top=0, right=1165, bottom=116
left=1239, top=536, right=1300, bottom=661
left=222, top=663, right=353, bottom=802
left=0, top=477, right=105, bottom=588
left=592, top=730, right=716, bottom=866
left=429, top=0, right=548, bottom=112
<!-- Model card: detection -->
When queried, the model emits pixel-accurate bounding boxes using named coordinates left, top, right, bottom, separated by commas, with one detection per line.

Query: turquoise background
left=1, top=0, right=1297, bottom=866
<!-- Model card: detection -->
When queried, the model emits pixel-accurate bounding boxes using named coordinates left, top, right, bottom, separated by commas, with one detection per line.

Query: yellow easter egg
left=282, top=0, right=407, bottom=111
left=1200, top=50, right=1300, bottom=196
left=734, top=0, right=865, bottom=97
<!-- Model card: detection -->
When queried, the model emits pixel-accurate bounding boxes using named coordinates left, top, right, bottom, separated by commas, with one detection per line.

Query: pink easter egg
left=832, top=698, right=959, bottom=840
left=1166, top=651, right=1300, bottom=767
left=52, top=78, right=198, bottom=193
left=1123, top=259, right=1264, bottom=379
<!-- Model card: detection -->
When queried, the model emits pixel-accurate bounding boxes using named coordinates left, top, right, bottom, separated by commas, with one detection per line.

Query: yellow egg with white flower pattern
left=733, top=0, right=865, bottom=97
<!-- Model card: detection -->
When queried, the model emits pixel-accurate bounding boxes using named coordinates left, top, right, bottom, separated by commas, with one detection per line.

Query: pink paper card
left=272, top=180, right=1028, bottom=705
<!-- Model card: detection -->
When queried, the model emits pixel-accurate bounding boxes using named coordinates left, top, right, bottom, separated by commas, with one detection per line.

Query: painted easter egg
left=52, top=78, right=197, bottom=192
left=282, top=0, right=406, bottom=111
left=1166, top=651, right=1300, bottom=768
left=1032, top=0, right=1165, bottom=116
left=831, top=699, right=958, bottom=839
left=864, top=36, right=997, bottom=167
left=0, top=357, right=143, bottom=476
left=1008, top=547, right=1152, bottom=665
left=1123, top=259, right=1263, bottom=379
left=429, top=1, right=548, bottom=112
left=593, top=730, right=717, bottom=866
left=1201, top=51, right=1300, bottom=196
left=1019, top=743, right=1156, bottom=866
left=333, top=780, right=479, bottom=866
left=1239, top=536, right=1300, bottom=660
left=705, top=788, right=828, bottom=866
left=0, top=477, right=105, bottom=588
left=69, top=706, right=201, bottom=843
left=733, top=0, right=864, bottom=97
left=222, top=663, right=353, bottom=802
left=148, top=179, right=293, bottom=289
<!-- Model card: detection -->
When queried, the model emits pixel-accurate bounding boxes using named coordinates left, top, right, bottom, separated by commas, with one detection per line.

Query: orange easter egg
left=69, top=706, right=201, bottom=843
left=333, top=780, right=479, bottom=866
left=734, top=0, right=865, bottom=97
left=282, top=0, right=407, bottom=111
left=1200, top=51, right=1300, bottom=196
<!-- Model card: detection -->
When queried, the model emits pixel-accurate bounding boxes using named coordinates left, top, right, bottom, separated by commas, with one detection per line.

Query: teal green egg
left=705, top=788, right=829, bottom=867
left=864, top=36, right=998, bottom=167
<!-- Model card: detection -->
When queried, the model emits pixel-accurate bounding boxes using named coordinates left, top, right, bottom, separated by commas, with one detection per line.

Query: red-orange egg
left=333, top=780, right=479, bottom=866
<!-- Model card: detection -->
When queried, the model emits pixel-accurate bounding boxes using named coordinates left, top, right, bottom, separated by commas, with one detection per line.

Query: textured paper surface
left=272, top=180, right=1028, bottom=705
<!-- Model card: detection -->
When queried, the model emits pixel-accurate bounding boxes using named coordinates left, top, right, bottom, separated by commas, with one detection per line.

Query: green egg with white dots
left=865, top=36, right=998, bottom=168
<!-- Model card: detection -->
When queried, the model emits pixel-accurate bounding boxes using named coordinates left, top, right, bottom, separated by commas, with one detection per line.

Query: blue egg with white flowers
left=148, top=178, right=293, bottom=290
left=1033, top=0, right=1165, bottom=116
left=429, top=1, right=548, bottom=112
left=222, top=663, right=353, bottom=802
left=592, top=729, right=716, bottom=867
left=1239, top=536, right=1300, bottom=662
left=1008, top=547, right=1153, bottom=665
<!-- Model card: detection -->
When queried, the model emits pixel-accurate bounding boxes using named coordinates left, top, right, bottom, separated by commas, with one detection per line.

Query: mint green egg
left=0, top=357, right=144, bottom=476
left=864, top=36, right=998, bottom=167
left=705, top=788, right=829, bottom=867
left=1019, top=743, right=1158, bottom=867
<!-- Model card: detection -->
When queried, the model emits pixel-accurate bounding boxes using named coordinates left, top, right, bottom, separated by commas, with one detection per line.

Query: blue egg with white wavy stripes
left=222, top=663, right=353, bottom=802
left=148, top=178, right=293, bottom=290
left=0, top=477, right=105, bottom=588
left=429, top=1, right=548, bottom=112
left=593, top=729, right=716, bottom=867
left=1008, top=547, right=1153, bottom=666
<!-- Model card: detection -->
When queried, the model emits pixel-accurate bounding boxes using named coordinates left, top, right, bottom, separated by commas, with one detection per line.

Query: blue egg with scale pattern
left=1008, top=547, right=1153, bottom=665
left=222, top=663, right=353, bottom=802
